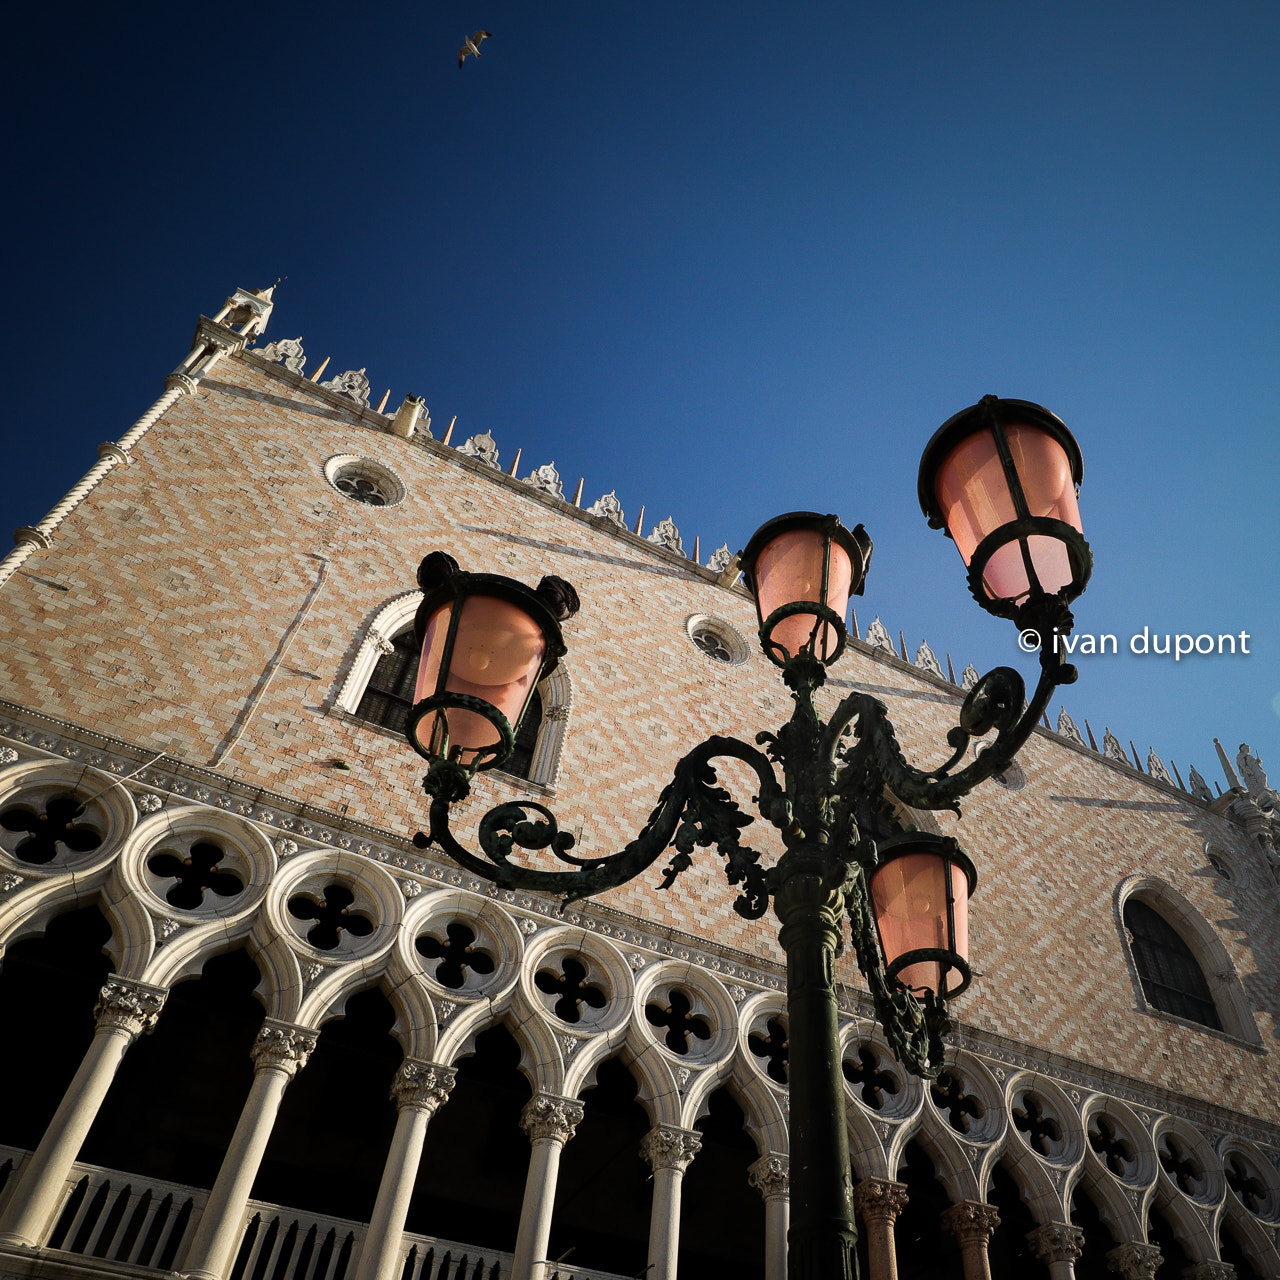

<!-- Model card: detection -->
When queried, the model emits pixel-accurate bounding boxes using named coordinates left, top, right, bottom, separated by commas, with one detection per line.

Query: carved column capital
left=1105, top=1241, right=1163, bottom=1279
left=520, top=1093, right=585, bottom=1145
left=1182, top=1265, right=1236, bottom=1280
left=854, top=1177, right=909, bottom=1225
left=94, top=978, right=167, bottom=1039
left=1027, top=1222, right=1085, bottom=1265
left=747, top=1154, right=790, bottom=1200
left=640, top=1125, right=702, bottom=1173
left=251, top=1019, right=318, bottom=1076
left=942, top=1200, right=1001, bottom=1246
left=391, top=1060, right=456, bottom=1114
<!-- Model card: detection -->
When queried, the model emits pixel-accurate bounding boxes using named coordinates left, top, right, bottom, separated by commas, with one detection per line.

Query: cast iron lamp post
left=403, top=395, right=1091, bottom=1280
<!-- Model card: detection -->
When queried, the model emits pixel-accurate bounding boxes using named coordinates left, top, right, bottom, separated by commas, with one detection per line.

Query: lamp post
left=404, top=397, right=1091, bottom=1280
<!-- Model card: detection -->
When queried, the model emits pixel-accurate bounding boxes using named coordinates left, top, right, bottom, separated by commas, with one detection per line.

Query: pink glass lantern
left=918, top=397, right=1090, bottom=620
left=739, top=513, right=872, bottom=666
left=868, top=835, right=976, bottom=1000
left=406, top=558, right=573, bottom=771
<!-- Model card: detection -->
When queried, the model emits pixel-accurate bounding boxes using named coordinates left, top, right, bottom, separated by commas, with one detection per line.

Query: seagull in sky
left=458, top=30, right=492, bottom=68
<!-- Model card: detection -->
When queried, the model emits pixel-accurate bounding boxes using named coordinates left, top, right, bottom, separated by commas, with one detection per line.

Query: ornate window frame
left=335, top=591, right=573, bottom=790
left=1114, top=876, right=1260, bottom=1045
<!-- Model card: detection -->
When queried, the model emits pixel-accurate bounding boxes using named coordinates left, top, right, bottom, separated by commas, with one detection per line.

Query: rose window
left=334, top=474, right=389, bottom=506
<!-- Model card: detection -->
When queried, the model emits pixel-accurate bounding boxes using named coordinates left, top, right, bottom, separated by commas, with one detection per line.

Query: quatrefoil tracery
left=1012, top=1094, right=1062, bottom=1157
left=534, top=957, right=606, bottom=1024
left=287, top=883, right=375, bottom=951
left=0, top=793, right=102, bottom=865
left=416, top=921, right=495, bottom=989
left=147, top=841, right=244, bottom=910
left=748, top=1018, right=790, bottom=1085
left=843, top=1046, right=900, bottom=1111
left=931, top=1071, right=984, bottom=1135
left=645, top=988, right=711, bottom=1055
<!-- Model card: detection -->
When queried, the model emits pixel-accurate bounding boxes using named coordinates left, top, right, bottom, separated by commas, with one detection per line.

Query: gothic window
left=1124, top=899, right=1222, bottom=1030
left=354, top=631, right=419, bottom=737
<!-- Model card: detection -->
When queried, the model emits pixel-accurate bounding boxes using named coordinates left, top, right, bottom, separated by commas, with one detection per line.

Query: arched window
left=340, top=598, right=571, bottom=789
left=1123, top=899, right=1221, bottom=1030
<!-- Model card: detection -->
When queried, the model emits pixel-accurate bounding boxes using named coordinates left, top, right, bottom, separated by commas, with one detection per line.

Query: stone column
left=1182, top=1265, right=1236, bottom=1280
left=748, top=1154, right=791, bottom=1280
left=640, top=1125, right=702, bottom=1280
left=853, top=1179, right=909, bottom=1280
left=352, top=1062, right=456, bottom=1280
left=0, top=977, right=166, bottom=1247
left=941, top=1201, right=1001, bottom=1280
left=1027, top=1223, right=1085, bottom=1280
left=1104, top=1242, right=1163, bottom=1279
left=509, top=1094, right=585, bottom=1280
left=180, top=1020, right=317, bottom=1280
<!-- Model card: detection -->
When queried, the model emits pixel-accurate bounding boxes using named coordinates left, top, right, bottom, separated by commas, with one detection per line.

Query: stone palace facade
left=0, top=287, right=1278, bottom=1280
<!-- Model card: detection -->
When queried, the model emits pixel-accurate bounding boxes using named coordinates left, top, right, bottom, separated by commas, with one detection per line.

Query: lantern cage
left=917, top=396, right=1091, bottom=624
left=868, top=833, right=977, bottom=1002
left=738, top=512, right=872, bottom=667
left=406, top=571, right=568, bottom=773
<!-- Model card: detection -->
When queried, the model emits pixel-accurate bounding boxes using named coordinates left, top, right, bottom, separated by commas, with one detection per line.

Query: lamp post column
left=354, top=1062, right=456, bottom=1280
left=853, top=1179, right=909, bottom=1280
left=775, top=871, right=857, bottom=1280
left=181, top=1020, right=317, bottom=1280
left=1027, top=1223, right=1085, bottom=1280
left=510, top=1094, right=584, bottom=1280
left=941, top=1202, right=1001, bottom=1280
left=640, top=1125, right=702, bottom=1280
left=0, top=978, right=166, bottom=1247
left=748, top=1154, right=791, bottom=1280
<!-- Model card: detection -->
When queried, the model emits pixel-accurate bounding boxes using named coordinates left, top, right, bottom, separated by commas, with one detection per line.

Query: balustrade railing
left=0, top=1147, right=631, bottom=1280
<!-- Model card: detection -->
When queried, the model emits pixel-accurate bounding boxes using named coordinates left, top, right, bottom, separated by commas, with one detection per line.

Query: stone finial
left=748, top=1154, right=791, bottom=1200
left=941, top=1201, right=1001, bottom=1245
left=251, top=1019, right=319, bottom=1075
left=1056, top=707, right=1085, bottom=746
left=1103, top=729, right=1128, bottom=763
left=588, top=490, right=626, bottom=526
left=1146, top=749, right=1171, bottom=784
left=252, top=337, right=306, bottom=374
left=456, top=431, right=500, bottom=469
left=1027, top=1223, right=1084, bottom=1265
left=646, top=517, right=685, bottom=556
left=853, top=1178, right=909, bottom=1224
left=523, top=462, right=565, bottom=499
left=391, top=1060, right=456, bottom=1114
left=94, top=978, right=167, bottom=1040
left=640, top=1125, right=702, bottom=1172
left=960, top=663, right=980, bottom=689
left=319, top=368, right=371, bottom=407
left=865, top=617, right=895, bottom=654
left=520, top=1093, right=585, bottom=1145
left=1105, top=1241, right=1163, bottom=1279
left=914, top=640, right=944, bottom=678
left=706, top=543, right=733, bottom=574
left=1188, top=766, right=1214, bottom=804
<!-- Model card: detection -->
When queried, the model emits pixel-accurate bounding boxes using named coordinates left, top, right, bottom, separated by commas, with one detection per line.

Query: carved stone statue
left=1237, top=744, right=1271, bottom=796
left=1188, top=766, right=1214, bottom=803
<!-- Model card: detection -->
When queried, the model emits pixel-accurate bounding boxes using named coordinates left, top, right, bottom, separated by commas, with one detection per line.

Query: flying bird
left=458, top=30, right=492, bottom=68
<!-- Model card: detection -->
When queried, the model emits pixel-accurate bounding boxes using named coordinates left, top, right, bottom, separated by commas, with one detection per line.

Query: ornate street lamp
left=404, top=397, right=1090, bottom=1280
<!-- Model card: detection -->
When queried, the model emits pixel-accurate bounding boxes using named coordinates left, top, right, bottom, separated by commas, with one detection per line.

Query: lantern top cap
left=873, top=830, right=978, bottom=896
left=738, top=511, right=873, bottom=598
left=917, top=396, right=1084, bottom=530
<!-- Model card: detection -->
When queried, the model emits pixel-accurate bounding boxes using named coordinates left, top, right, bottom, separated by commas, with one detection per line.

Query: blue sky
left=5, top=1, right=1278, bottom=793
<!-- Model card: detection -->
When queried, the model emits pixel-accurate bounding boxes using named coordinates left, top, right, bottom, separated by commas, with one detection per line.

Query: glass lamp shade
left=407, top=573, right=566, bottom=770
left=868, top=836, right=976, bottom=1000
left=739, top=513, right=872, bottom=666
left=918, top=398, right=1090, bottom=618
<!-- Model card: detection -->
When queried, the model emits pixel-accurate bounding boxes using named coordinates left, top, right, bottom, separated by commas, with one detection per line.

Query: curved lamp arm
left=829, top=635, right=1077, bottom=815
left=415, top=735, right=784, bottom=912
